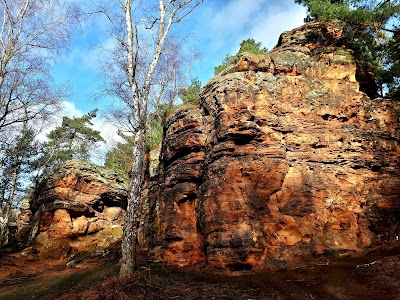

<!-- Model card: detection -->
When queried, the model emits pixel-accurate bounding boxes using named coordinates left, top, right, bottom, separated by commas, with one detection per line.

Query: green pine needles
left=41, top=109, right=104, bottom=167
left=214, top=38, right=269, bottom=75
left=295, top=0, right=400, bottom=97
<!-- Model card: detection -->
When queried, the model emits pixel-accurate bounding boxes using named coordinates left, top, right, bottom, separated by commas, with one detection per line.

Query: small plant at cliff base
left=295, top=0, right=400, bottom=97
left=214, top=38, right=269, bottom=75
left=39, top=109, right=104, bottom=169
left=179, top=77, right=202, bottom=105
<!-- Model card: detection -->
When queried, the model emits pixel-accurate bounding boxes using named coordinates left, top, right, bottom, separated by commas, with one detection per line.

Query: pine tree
left=179, top=78, right=202, bottom=105
left=40, top=109, right=104, bottom=168
left=214, top=39, right=269, bottom=75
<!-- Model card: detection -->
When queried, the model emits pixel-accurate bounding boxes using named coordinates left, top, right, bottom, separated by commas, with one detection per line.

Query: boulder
left=17, top=159, right=128, bottom=259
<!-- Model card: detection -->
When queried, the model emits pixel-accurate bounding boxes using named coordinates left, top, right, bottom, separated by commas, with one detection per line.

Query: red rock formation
left=17, top=160, right=128, bottom=260
left=140, top=22, right=400, bottom=270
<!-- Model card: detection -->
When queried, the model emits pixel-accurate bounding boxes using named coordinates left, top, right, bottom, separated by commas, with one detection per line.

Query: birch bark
left=119, top=0, right=203, bottom=275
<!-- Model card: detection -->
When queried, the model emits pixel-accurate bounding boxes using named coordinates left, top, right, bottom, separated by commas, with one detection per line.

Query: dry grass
left=52, top=269, right=265, bottom=300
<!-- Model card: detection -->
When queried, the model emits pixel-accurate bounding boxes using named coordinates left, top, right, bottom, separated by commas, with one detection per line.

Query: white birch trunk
left=0, top=167, right=18, bottom=247
left=119, top=0, right=203, bottom=275
left=120, top=127, right=146, bottom=274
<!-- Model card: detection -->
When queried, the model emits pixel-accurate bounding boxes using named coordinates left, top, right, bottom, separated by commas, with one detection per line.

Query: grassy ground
left=0, top=263, right=119, bottom=300
left=1, top=243, right=399, bottom=300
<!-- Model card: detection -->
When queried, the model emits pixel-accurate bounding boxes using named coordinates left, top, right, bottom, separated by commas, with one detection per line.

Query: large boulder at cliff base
left=139, top=22, right=400, bottom=270
left=17, top=159, right=128, bottom=261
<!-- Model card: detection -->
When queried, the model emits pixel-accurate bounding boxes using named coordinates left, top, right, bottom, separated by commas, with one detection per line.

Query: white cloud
left=91, top=116, right=121, bottom=147
left=210, top=0, right=266, bottom=34
left=68, top=47, right=99, bottom=71
left=61, top=100, right=83, bottom=118
left=36, top=101, right=82, bottom=142
left=75, top=37, right=117, bottom=71
left=249, top=3, right=308, bottom=50
left=90, top=117, right=124, bottom=165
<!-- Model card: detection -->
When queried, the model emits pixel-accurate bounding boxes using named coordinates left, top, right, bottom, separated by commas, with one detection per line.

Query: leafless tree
left=0, top=0, right=79, bottom=133
left=96, top=0, right=204, bottom=274
left=0, top=0, right=79, bottom=246
left=102, top=38, right=199, bottom=141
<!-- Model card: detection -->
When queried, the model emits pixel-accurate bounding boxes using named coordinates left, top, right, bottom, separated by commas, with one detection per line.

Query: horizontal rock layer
left=140, top=22, right=400, bottom=270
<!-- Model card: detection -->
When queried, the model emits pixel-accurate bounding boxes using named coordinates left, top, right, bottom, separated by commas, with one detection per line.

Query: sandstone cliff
left=139, top=22, right=400, bottom=270
left=17, top=160, right=128, bottom=260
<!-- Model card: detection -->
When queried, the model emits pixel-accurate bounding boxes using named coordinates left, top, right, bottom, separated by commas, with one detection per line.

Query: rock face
left=18, top=160, right=128, bottom=260
left=139, top=22, right=400, bottom=270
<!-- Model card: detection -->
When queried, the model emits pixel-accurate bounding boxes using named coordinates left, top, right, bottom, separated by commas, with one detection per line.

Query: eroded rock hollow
left=139, top=22, right=400, bottom=270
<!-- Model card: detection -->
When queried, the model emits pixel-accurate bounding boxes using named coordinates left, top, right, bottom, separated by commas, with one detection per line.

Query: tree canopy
left=104, top=131, right=134, bottom=180
left=214, top=38, right=268, bottom=75
left=40, top=110, right=104, bottom=168
left=295, top=0, right=400, bottom=97
left=179, top=78, right=202, bottom=105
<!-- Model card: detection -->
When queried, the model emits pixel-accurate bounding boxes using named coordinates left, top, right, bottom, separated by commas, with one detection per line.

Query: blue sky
left=50, top=0, right=307, bottom=153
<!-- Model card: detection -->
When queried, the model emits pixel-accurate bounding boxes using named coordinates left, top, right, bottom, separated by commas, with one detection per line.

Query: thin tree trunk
left=0, top=221, right=9, bottom=247
left=120, top=127, right=146, bottom=274
left=0, top=206, right=10, bottom=247
left=0, top=167, right=18, bottom=247
left=0, top=207, right=11, bottom=247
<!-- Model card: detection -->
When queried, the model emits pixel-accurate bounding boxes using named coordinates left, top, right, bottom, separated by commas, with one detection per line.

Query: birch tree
left=0, top=0, right=79, bottom=133
left=98, top=0, right=204, bottom=274
left=0, top=0, right=79, bottom=246
left=0, top=109, right=38, bottom=246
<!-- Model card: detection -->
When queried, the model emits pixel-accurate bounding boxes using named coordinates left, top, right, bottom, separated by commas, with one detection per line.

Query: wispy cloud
left=62, top=100, right=83, bottom=118
left=36, top=101, right=83, bottom=143
left=209, top=0, right=266, bottom=43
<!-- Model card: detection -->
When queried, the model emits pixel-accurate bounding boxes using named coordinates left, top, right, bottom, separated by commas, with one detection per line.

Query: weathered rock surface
left=17, top=160, right=128, bottom=260
left=139, top=22, right=400, bottom=270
